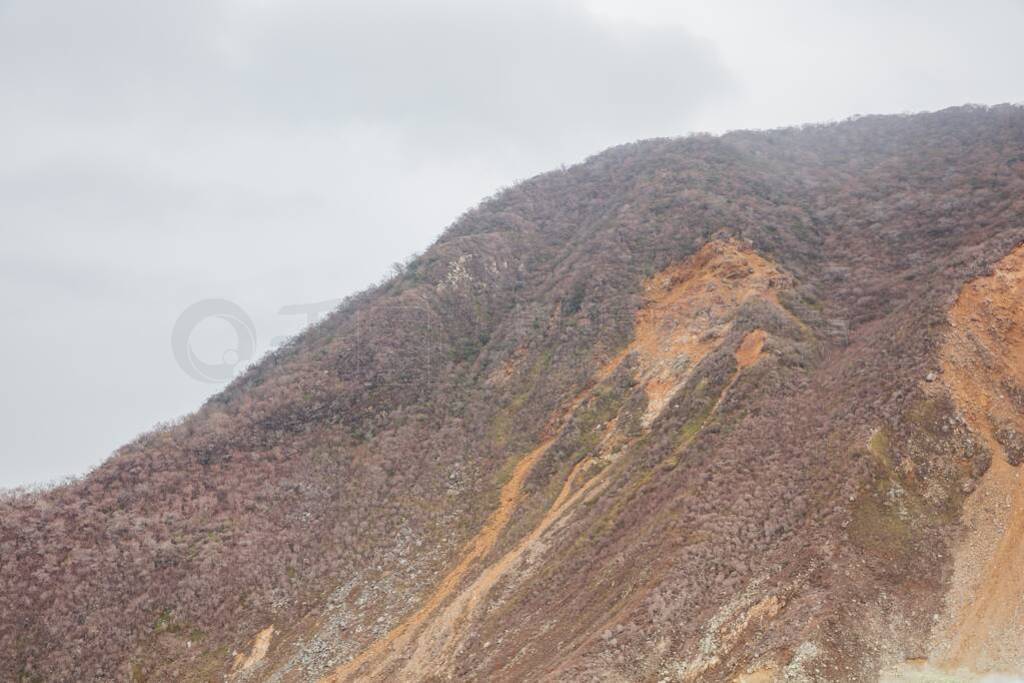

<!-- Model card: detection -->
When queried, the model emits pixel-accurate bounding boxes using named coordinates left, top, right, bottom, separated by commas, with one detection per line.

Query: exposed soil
left=321, top=241, right=791, bottom=681
left=320, top=437, right=555, bottom=681
left=734, top=329, right=767, bottom=370
left=930, top=243, right=1024, bottom=676
left=231, top=625, right=274, bottom=679
left=630, top=240, right=788, bottom=425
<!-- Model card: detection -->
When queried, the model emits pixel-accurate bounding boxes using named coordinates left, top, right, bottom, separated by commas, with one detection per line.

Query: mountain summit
left=4, top=105, right=1024, bottom=682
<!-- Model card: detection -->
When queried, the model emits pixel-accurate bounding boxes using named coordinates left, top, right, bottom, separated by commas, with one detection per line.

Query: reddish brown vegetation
left=3, top=105, right=1024, bottom=681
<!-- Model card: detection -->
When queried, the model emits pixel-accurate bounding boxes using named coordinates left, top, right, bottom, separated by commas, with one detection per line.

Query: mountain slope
left=3, top=104, right=1024, bottom=682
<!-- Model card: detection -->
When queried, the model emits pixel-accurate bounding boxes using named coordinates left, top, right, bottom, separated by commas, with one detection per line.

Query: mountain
left=4, top=104, right=1024, bottom=682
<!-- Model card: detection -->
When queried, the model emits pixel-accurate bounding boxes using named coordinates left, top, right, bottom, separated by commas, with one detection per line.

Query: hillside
left=3, top=104, right=1024, bottom=681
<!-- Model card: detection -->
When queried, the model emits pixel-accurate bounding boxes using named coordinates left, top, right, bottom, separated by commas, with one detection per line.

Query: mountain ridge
left=3, top=104, right=1024, bottom=681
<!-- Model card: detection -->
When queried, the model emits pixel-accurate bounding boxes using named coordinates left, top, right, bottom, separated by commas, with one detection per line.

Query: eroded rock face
left=926, top=244, right=1024, bottom=678
left=609, top=239, right=789, bottom=426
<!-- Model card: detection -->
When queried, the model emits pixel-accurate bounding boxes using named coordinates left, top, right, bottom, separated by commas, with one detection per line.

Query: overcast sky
left=2, top=0, right=1022, bottom=489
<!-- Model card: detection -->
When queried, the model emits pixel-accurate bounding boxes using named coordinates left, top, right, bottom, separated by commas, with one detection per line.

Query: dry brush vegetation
left=3, top=105, right=1024, bottom=681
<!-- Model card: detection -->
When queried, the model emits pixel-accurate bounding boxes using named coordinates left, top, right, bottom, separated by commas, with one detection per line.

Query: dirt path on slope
left=322, top=373, right=616, bottom=681
left=325, top=367, right=629, bottom=682
left=399, top=445, right=612, bottom=678
left=320, top=436, right=554, bottom=682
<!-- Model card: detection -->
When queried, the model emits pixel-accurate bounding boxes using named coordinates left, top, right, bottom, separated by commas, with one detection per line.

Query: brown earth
left=320, top=436, right=555, bottom=681
left=230, top=625, right=274, bottom=679
left=629, top=240, right=788, bottom=425
left=929, top=243, right=1024, bottom=676
left=321, top=240, right=789, bottom=681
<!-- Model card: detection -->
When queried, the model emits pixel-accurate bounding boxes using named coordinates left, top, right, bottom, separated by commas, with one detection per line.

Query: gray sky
left=2, top=0, right=1022, bottom=489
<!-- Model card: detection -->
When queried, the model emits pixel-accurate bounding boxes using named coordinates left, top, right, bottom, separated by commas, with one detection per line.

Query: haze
left=2, top=0, right=1022, bottom=488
